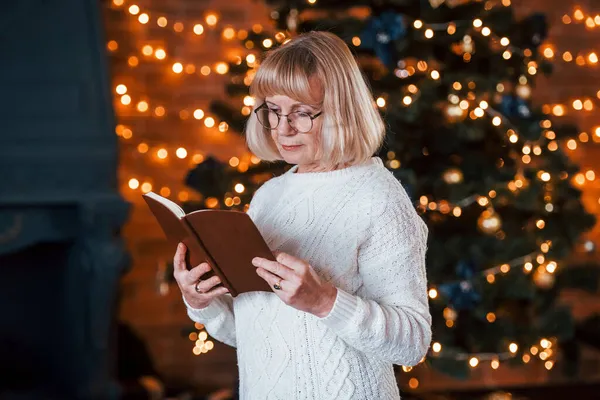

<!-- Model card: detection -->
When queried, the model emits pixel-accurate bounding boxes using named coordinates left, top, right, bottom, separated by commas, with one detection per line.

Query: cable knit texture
left=184, top=157, right=432, bottom=399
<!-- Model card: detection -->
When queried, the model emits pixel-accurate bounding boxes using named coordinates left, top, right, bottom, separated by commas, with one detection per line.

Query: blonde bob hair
left=245, top=31, right=386, bottom=169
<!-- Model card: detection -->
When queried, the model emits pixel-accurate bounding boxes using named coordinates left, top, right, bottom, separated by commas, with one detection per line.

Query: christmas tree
left=184, top=0, right=600, bottom=382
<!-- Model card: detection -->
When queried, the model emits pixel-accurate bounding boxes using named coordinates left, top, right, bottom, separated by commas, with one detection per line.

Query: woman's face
left=265, top=94, right=323, bottom=173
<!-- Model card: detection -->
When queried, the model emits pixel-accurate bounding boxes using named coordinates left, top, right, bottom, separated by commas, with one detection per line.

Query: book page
left=144, top=191, right=186, bottom=219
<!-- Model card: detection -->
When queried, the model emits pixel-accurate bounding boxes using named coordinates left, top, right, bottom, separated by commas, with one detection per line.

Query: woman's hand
left=173, top=243, right=229, bottom=309
left=252, top=252, right=338, bottom=318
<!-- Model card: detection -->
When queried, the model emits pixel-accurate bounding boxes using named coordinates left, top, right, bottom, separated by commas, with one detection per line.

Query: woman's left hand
left=252, top=252, right=338, bottom=318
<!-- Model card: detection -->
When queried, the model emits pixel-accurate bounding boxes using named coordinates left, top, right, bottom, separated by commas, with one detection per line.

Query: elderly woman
left=172, top=31, right=431, bottom=399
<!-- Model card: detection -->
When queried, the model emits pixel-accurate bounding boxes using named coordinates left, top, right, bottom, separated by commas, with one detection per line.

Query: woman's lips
left=281, top=144, right=303, bottom=151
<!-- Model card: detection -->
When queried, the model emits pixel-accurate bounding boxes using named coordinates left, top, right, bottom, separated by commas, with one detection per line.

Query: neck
left=296, top=162, right=346, bottom=174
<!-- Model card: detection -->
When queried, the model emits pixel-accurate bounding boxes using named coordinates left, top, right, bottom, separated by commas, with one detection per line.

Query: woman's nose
left=277, top=117, right=295, bottom=135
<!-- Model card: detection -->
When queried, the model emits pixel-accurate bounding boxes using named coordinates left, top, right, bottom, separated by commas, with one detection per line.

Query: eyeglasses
left=254, top=102, right=322, bottom=133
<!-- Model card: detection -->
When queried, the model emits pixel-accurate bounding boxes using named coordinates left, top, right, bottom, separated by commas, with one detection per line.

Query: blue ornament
left=359, top=11, right=406, bottom=68
left=438, top=259, right=481, bottom=311
left=500, top=95, right=530, bottom=119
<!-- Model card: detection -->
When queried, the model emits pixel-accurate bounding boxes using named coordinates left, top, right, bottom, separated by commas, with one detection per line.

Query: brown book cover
left=142, top=191, right=275, bottom=297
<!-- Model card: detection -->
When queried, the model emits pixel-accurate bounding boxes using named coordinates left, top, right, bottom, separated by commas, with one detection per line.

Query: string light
left=111, top=1, right=598, bottom=372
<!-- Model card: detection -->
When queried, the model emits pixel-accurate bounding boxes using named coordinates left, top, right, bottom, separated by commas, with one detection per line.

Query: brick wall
left=102, top=0, right=272, bottom=392
left=102, top=0, right=600, bottom=394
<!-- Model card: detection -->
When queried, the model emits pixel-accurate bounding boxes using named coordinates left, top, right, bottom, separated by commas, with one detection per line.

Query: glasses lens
left=257, top=108, right=278, bottom=129
left=267, top=110, right=280, bottom=129
left=289, top=112, right=313, bottom=133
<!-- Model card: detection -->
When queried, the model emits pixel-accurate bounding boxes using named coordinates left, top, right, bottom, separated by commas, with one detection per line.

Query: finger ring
left=273, top=280, right=282, bottom=291
left=195, top=280, right=203, bottom=293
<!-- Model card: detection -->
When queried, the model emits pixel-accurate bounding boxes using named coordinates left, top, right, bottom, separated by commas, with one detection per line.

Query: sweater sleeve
left=317, top=185, right=432, bottom=366
left=181, top=178, right=274, bottom=348
left=184, top=294, right=236, bottom=348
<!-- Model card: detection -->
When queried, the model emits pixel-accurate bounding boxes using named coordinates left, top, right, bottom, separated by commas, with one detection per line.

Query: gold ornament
left=533, top=267, right=555, bottom=289
left=478, top=208, right=502, bottom=234
left=443, top=168, right=464, bottom=184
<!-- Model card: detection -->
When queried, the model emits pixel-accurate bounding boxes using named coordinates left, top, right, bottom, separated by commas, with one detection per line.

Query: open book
left=142, top=191, right=275, bottom=297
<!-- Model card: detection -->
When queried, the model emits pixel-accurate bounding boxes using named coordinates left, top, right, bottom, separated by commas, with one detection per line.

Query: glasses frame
left=254, top=102, right=323, bottom=133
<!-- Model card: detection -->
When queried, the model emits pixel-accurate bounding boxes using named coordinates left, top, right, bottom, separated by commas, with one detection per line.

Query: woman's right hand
left=173, top=242, right=229, bottom=309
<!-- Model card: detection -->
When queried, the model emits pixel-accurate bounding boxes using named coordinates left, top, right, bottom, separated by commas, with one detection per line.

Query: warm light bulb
left=173, top=22, right=184, bottom=32
left=138, top=13, right=149, bottom=24
left=128, top=5, right=140, bottom=15
left=223, top=27, right=235, bottom=40
left=193, top=109, right=205, bottom=120
left=107, top=40, right=118, bottom=51
left=137, top=143, right=148, bottom=153
left=215, top=62, right=229, bottom=74
left=204, top=117, right=215, bottom=128
left=176, top=148, right=188, bottom=159
left=116, top=84, right=127, bottom=95
left=408, top=378, right=419, bottom=389
left=172, top=62, right=183, bottom=73
left=552, top=105, right=565, bottom=116
left=157, top=149, right=168, bottom=159
left=141, top=182, right=152, bottom=193
left=193, top=24, right=204, bottom=35
left=137, top=101, right=149, bottom=112
left=376, top=97, right=386, bottom=107
left=155, top=49, right=166, bottom=59
left=128, top=178, right=140, bottom=189
left=242, top=96, right=254, bottom=107
left=154, top=106, right=165, bottom=117
left=206, top=14, right=218, bottom=26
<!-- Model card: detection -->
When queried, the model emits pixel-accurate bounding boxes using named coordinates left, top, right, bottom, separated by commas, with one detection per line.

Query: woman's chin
left=279, top=149, right=306, bottom=165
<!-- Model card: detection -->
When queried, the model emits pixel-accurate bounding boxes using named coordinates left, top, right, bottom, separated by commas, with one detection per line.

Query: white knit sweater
left=185, top=156, right=432, bottom=399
